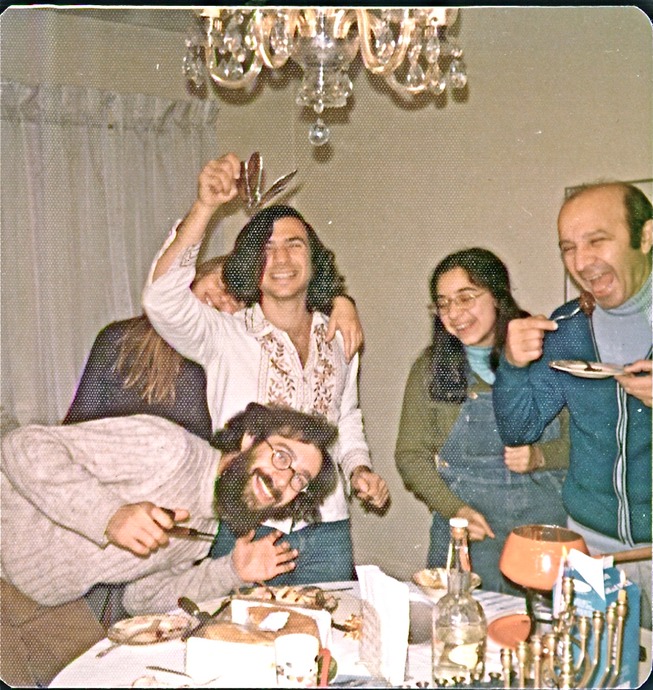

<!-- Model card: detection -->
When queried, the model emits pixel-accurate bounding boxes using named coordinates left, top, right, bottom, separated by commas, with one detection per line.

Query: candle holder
left=496, top=575, right=630, bottom=689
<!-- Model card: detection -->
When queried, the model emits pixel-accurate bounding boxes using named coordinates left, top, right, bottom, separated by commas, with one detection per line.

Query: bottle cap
left=450, top=517, right=469, bottom=528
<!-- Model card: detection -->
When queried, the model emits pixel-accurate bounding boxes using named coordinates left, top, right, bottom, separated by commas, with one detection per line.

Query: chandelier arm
left=298, top=8, right=317, bottom=33
left=384, top=71, right=429, bottom=97
left=207, top=54, right=263, bottom=89
left=333, top=9, right=357, bottom=38
left=255, top=9, right=296, bottom=70
left=356, top=9, right=414, bottom=75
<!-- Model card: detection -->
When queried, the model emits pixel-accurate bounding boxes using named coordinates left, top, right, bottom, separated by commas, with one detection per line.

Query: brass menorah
left=498, top=575, right=629, bottom=689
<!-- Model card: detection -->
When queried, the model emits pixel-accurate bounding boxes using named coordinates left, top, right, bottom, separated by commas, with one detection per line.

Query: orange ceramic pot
left=499, top=524, right=589, bottom=592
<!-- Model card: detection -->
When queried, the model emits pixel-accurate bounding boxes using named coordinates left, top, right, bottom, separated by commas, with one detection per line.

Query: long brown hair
left=428, top=248, right=528, bottom=403
left=116, top=256, right=228, bottom=404
left=222, top=205, right=347, bottom=313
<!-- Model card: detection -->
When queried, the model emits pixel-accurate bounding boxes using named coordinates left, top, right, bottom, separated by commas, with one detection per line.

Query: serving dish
left=107, top=614, right=192, bottom=645
left=413, top=567, right=482, bottom=602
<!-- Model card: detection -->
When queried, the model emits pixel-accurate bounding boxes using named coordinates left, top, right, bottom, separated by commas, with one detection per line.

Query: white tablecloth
left=49, top=581, right=652, bottom=688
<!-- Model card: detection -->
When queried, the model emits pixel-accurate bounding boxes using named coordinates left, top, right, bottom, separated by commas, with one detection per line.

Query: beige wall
left=2, top=6, right=652, bottom=580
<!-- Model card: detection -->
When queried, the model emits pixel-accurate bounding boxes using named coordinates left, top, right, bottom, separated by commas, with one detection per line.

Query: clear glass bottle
left=431, top=517, right=487, bottom=684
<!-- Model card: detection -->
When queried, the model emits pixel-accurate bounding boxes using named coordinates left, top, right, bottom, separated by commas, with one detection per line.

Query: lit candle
left=618, top=569, right=628, bottom=604
left=561, top=545, right=569, bottom=575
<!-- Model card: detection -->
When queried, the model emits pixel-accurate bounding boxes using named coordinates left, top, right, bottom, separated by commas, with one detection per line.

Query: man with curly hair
left=0, top=403, right=337, bottom=685
left=143, top=154, right=390, bottom=585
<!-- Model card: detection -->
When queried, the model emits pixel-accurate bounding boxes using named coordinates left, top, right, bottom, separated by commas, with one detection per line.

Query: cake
left=185, top=600, right=330, bottom=685
left=193, top=606, right=320, bottom=643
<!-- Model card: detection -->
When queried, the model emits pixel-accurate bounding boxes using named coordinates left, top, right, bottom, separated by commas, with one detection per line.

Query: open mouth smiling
left=453, top=320, right=474, bottom=335
left=252, top=469, right=282, bottom=505
left=270, top=269, right=297, bottom=281
left=581, top=270, right=612, bottom=296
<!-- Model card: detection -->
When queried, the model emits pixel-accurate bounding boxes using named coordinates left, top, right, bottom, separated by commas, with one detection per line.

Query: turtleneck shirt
left=465, top=344, right=495, bottom=384
left=593, top=271, right=652, bottom=365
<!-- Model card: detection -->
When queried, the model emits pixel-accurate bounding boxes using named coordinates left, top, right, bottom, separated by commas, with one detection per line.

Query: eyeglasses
left=429, top=290, right=486, bottom=315
left=263, top=439, right=310, bottom=493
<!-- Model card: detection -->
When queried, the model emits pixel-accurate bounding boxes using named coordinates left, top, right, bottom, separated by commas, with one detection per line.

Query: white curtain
left=1, top=80, right=221, bottom=425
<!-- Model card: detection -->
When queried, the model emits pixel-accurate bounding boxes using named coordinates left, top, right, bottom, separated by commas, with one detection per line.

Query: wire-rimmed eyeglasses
left=263, top=439, right=310, bottom=493
left=428, top=290, right=486, bottom=315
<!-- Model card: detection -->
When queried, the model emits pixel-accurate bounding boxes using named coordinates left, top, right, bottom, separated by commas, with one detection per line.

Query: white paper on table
left=552, top=547, right=606, bottom=616
left=186, top=636, right=275, bottom=687
left=355, top=565, right=410, bottom=686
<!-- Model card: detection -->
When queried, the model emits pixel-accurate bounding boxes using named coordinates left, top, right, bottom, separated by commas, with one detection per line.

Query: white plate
left=412, top=568, right=481, bottom=603
left=107, top=613, right=192, bottom=645
left=549, top=360, right=625, bottom=379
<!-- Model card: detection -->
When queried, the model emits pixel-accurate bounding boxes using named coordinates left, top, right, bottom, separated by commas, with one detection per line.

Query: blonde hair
left=115, top=256, right=228, bottom=404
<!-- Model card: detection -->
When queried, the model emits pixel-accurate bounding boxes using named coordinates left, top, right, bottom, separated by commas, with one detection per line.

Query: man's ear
left=640, top=219, right=652, bottom=254
left=240, top=433, right=255, bottom=452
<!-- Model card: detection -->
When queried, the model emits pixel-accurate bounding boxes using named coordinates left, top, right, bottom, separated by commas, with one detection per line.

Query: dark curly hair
left=222, top=205, right=347, bottom=314
left=428, top=248, right=528, bottom=403
left=210, top=402, right=338, bottom=526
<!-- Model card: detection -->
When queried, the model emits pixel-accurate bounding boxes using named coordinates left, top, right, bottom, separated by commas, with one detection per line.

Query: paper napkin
left=355, top=565, right=410, bottom=686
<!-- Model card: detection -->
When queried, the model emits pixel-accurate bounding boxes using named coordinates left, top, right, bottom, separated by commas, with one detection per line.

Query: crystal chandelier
left=183, top=7, right=468, bottom=146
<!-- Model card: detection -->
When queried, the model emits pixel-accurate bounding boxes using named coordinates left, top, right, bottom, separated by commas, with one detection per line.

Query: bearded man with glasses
left=0, top=403, right=337, bottom=686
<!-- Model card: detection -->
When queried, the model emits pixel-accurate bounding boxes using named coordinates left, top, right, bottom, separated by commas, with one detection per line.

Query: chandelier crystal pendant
left=183, top=7, right=468, bottom=146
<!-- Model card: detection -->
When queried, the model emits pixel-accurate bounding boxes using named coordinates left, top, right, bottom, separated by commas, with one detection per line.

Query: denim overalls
left=429, top=389, right=567, bottom=595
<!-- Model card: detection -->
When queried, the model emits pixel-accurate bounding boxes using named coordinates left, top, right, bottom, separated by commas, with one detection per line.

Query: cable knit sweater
left=0, top=415, right=246, bottom=614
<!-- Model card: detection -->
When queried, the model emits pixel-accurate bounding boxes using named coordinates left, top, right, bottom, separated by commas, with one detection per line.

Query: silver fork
left=552, top=306, right=581, bottom=322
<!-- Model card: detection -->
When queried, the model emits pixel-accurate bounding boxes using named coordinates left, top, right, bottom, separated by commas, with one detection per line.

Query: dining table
left=49, top=580, right=652, bottom=688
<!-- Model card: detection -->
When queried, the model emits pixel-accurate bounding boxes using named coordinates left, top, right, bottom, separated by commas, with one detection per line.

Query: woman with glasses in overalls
left=395, top=247, right=569, bottom=594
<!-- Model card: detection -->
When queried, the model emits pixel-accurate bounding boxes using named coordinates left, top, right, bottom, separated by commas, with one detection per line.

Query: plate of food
left=413, top=568, right=482, bottom=603
left=107, top=614, right=193, bottom=645
left=549, top=360, right=625, bottom=379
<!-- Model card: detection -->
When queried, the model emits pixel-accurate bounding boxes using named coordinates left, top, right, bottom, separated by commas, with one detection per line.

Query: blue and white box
left=553, top=549, right=640, bottom=688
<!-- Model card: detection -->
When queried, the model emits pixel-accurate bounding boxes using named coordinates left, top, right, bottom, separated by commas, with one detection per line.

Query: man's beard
left=214, top=448, right=294, bottom=537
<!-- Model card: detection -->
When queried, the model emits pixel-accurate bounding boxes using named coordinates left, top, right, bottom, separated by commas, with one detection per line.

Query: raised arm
left=142, top=156, right=241, bottom=366
left=494, top=314, right=567, bottom=445
left=152, top=155, right=240, bottom=281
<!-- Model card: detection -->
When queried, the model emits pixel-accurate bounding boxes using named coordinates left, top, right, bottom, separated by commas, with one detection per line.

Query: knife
left=168, top=525, right=215, bottom=540
left=160, top=507, right=215, bottom=540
